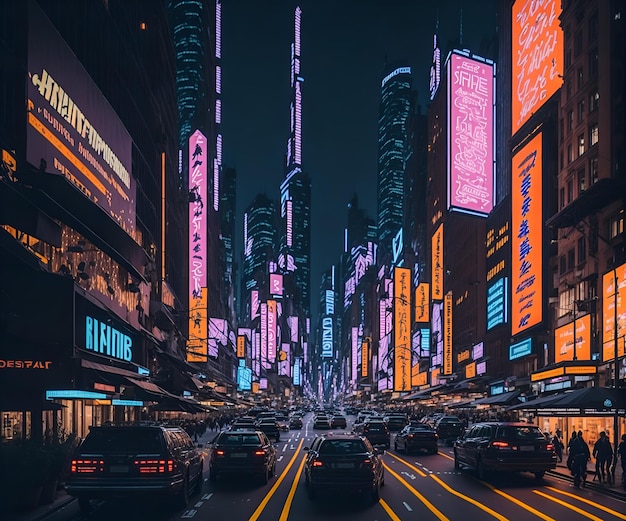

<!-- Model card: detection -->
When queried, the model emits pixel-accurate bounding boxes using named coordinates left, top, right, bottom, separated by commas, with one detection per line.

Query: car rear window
left=439, top=418, right=461, bottom=424
left=81, top=428, right=163, bottom=452
left=497, top=426, right=544, bottom=439
left=219, top=433, right=261, bottom=445
left=319, top=440, right=366, bottom=454
left=366, top=424, right=385, bottom=432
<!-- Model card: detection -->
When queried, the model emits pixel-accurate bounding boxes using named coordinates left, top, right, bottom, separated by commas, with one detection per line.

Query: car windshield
left=81, top=429, right=163, bottom=452
left=497, top=426, right=544, bottom=439
left=319, top=440, right=366, bottom=454
left=219, top=433, right=261, bottom=445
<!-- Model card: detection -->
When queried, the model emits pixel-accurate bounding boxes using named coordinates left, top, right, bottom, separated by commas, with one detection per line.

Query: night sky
left=221, top=0, right=497, bottom=301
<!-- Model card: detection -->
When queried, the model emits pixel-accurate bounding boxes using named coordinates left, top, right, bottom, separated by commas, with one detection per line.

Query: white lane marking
left=290, top=445, right=296, bottom=450
left=194, top=501, right=203, bottom=507
left=278, top=456, right=284, bottom=462
left=401, top=471, right=416, bottom=480
left=181, top=509, right=197, bottom=518
left=282, top=444, right=288, bottom=452
left=201, top=493, right=213, bottom=500
left=403, top=502, right=413, bottom=511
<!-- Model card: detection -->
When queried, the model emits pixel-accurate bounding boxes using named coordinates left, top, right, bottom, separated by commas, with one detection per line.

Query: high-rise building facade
left=377, top=63, right=415, bottom=264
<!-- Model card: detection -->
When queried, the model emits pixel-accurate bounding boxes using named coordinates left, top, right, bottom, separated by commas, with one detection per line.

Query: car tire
left=209, top=465, right=217, bottom=482
left=477, top=457, right=488, bottom=481
left=454, top=451, right=461, bottom=470
left=534, top=471, right=545, bottom=479
left=193, top=464, right=203, bottom=494
left=370, top=480, right=381, bottom=503
left=176, top=473, right=190, bottom=508
left=432, top=447, right=438, bottom=455
left=307, top=484, right=316, bottom=500
left=394, top=441, right=399, bottom=451
left=261, top=466, right=269, bottom=484
left=78, top=497, right=91, bottom=513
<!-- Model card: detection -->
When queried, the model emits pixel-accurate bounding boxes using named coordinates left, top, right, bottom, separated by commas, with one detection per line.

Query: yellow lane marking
left=429, top=474, right=509, bottom=521
left=383, top=462, right=449, bottom=521
left=379, top=498, right=402, bottom=521
left=278, top=454, right=307, bottom=521
left=543, top=486, right=626, bottom=520
left=389, top=454, right=427, bottom=477
left=249, top=438, right=304, bottom=521
left=438, top=451, right=454, bottom=461
left=481, top=481, right=556, bottom=521
left=533, top=489, right=605, bottom=521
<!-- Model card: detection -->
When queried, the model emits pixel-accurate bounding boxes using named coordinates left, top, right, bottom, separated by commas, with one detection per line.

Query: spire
left=459, top=9, right=463, bottom=46
left=286, top=6, right=303, bottom=171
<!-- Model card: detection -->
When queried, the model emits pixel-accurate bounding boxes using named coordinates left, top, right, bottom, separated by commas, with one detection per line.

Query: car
left=434, top=416, right=465, bottom=444
left=453, top=422, right=557, bottom=480
left=65, top=423, right=203, bottom=513
left=208, top=430, right=277, bottom=483
left=330, top=415, right=347, bottom=429
left=313, top=414, right=330, bottom=429
left=354, top=419, right=390, bottom=448
left=289, top=416, right=303, bottom=429
left=384, top=414, right=408, bottom=432
left=303, top=432, right=384, bottom=503
left=275, top=414, right=290, bottom=432
left=255, top=418, right=281, bottom=442
left=230, top=417, right=257, bottom=431
left=394, top=424, right=438, bottom=454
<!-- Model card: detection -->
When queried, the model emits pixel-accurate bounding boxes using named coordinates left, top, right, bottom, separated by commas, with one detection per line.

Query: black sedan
left=289, top=416, right=303, bottom=429
left=454, top=422, right=557, bottom=480
left=303, top=433, right=384, bottom=503
left=255, top=418, right=281, bottom=442
left=394, top=424, right=438, bottom=454
left=313, top=414, right=330, bottom=429
left=208, top=430, right=277, bottom=484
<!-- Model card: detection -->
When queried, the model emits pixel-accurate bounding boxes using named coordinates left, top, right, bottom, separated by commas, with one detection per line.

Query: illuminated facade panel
left=602, top=263, right=626, bottom=361
left=394, top=267, right=411, bottom=391
left=432, top=224, right=443, bottom=300
left=486, top=277, right=508, bottom=330
left=511, top=132, right=543, bottom=335
left=511, top=0, right=563, bottom=135
left=443, top=292, right=453, bottom=375
left=554, top=313, right=591, bottom=363
left=447, top=52, right=495, bottom=216
left=415, top=283, right=430, bottom=323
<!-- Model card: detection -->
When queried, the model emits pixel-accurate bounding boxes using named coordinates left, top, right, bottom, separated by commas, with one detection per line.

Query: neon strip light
left=46, top=390, right=107, bottom=400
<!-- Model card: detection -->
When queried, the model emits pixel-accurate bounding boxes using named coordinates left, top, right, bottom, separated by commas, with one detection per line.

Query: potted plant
left=0, top=439, right=50, bottom=511
left=40, top=430, right=79, bottom=504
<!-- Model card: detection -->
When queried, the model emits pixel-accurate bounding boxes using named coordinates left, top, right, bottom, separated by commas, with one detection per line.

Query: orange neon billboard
left=602, top=263, right=626, bottom=362
left=511, top=0, right=563, bottom=135
left=432, top=224, right=443, bottom=300
left=415, top=283, right=430, bottom=323
left=187, top=287, right=207, bottom=362
left=554, top=313, right=591, bottom=363
left=511, top=132, right=543, bottom=335
left=361, top=340, right=369, bottom=378
left=394, top=267, right=411, bottom=391
left=237, top=335, right=246, bottom=359
left=443, top=291, right=453, bottom=375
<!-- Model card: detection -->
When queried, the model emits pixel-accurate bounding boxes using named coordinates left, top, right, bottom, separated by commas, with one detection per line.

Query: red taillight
left=312, top=459, right=323, bottom=467
left=407, top=434, right=414, bottom=439
left=361, top=458, right=373, bottom=469
left=491, top=441, right=509, bottom=448
left=70, top=458, right=104, bottom=474
left=546, top=443, right=554, bottom=451
left=215, top=449, right=225, bottom=457
left=254, top=450, right=266, bottom=456
left=133, top=458, right=175, bottom=474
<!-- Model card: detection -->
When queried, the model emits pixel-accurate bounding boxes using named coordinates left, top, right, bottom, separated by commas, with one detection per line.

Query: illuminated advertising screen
left=186, top=130, right=208, bottom=362
left=351, top=327, right=359, bottom=384
left=208, top=318, right=227, bottom=358
left=288, top=316, right=299, bottom=343
left=511, top=132, right=543, bottom=335
left=509, top=338, right=532, bottom=360
left=267, top=300, right=277, bottom=363
left=477, top=361, right=487, bottom=375
left=293, top=357, right=301, bottom=386
left=447, top=52, right=495, bottom=216
left=466, top=362, right=476, bottom=379
left=431, top=302, right=443, bottom=367
left=237, top=335, right=245, bottom=358
left=251, top=290, right=259, bottom=320
left=237, top=366, right=252, bottom=391
left=487, top=277, right=508, bottom=330
left=472, top=342, right=484, bottom=360
left=443, top=292, right=453, bottom=375
left=602, top=263, right=626, bottom=361
left=554, top=313, right=591, bottom=363
left=432, top=225, right=444, bottom=300
left=279, top=344, right=290, bottom=377
left=260, top=303, right=268, bottom=368
left=419, top=328, right=430, bottom=357
left=415, top=283, right=430, bottom=323
left=394, top=267, right=411, bottom=391
left=361, top=340, right=369, bottom=378
left=413, top=370, right=427, bottom=387
left=26, top=2, right=136, bottom=237
left=325, top=290, right=335, bottom=315
left=512, top=0, right=563, bottom=135
left=269, top=274, right=283, bottom=297
left=321, top=316, right=333, bottom=358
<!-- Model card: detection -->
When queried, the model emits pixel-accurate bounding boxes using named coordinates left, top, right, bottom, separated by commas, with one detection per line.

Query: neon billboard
left=487, top=277, right=508, bottom=330
left=415, top=283, right=430, bottom=323
left=269, top=274, right=283, bottom=297
left=187, top=130, right=208, bottom=362
left=267, top=300, right=277, bottom=363
left=602, top=263, right=626, bottom=362
left=554, top=313, right=591, bottom=363
left=432, top=224, right=443, bottom=300
left=447, top=52, right=495, bottom=216
left=394, top=267, right=411, bottom=391
left=361, top=340, right=369, bottom=378
left=511, top=132, right=543, bottom=335
left=512, top=0, right=563, bottom=135
left=443, top=292, right=453, bottom=375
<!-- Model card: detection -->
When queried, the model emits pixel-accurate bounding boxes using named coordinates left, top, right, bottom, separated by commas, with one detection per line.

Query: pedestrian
left=570, top=430, right=591, bottom=488
left=552, top=431, right=564, bottom=463
left=616, top=434, right=626, bottom=488
left=592, top=431, right=613, bottom=483
left=566, top=430, right=578, bottom=471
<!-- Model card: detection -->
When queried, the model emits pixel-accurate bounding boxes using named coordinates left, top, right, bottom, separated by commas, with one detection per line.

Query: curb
left=548, top=468, right=626, bottom=501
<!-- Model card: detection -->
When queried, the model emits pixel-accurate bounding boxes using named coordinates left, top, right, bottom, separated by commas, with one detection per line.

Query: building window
left=559, top=118, right=564, bottom=143
left=577, top=99, right=585, bottom=123
left=577, top=67, right=584, bottom=89
left=567, top=178, right=574, bottom=203
left=568, top=143, right=573, bottom=164
left=560, top=150, right=564, bottom=171
left=565, top=47, right=572, bottom=69
left=589, top=49, right=598, bottom=79
left=590, top=91, right=599, bottom=112
left=578, top=168, right=586, bottom=192
left=559, top=255, right=567, bottom=275
left=578, top=134, right=585, bottom=156
left=588, top=11, right=598, bottom=41
left=566, top=81, right=572, bottom=101
left=559, top=187, right=565, bottom=210
left=589, top=124, right=598, bottom=146
left=567, top=248, right=576, bottom=271
left=577, top=236, right=586, bottom=264
left=567, top=110, right=573, bottom=132
left=609, top=210, right=624, bottom=239
left=590, top=157, right=599, bottom=184
left=574, top=30, right=583, bottom=56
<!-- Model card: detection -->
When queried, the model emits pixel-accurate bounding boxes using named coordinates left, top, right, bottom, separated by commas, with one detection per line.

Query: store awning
left=81, top=358, right=145, bottom=384
left=472, top=390, right=522, bottom=406
left=506, top=393, right=564, bottom=411
left=401, top=384, right=447, bottom=401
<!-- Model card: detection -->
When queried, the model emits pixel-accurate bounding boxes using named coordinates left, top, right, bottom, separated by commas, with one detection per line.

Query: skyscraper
left=377, top=63, right=415, bottom=265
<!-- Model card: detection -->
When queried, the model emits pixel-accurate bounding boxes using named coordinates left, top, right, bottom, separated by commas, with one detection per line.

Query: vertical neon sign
left=187, top=130, right=207, bottom=362
left=267, top=300, right=277, bottom=363
left=394, top=267, right=411, bottom=391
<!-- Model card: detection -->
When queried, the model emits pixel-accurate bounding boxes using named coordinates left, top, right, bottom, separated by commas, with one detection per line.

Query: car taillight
left=70, top=458, right=104, bottom=474
left=133, top=458, right=175, bottom=474
left=361, top=458, right=373, bottom=469
left=490, top=441, right=509, bottom=449
left=434, top=434, right=438, bottom=439
left=254, top=450, right=266, bottom=456
left=546, top=443, right=554, bottom=451
left=407, top=434, right=414, bottom=438
left=312, top=459, right=324, bottom=467
left=215, top=449, right=225, bottom=457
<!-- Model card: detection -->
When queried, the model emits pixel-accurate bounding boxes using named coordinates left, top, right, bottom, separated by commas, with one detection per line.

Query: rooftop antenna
left=459, top=9, right=463, bottom=46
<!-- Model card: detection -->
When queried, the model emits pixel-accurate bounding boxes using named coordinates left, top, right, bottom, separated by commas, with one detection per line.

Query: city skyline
left=221, top=0, right=497, bottom=295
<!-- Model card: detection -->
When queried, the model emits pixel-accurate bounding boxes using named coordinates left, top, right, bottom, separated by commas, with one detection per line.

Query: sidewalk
left=549, top=457, right=625, bottom=498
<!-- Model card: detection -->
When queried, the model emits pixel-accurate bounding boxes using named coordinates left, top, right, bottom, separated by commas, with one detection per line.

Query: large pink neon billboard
left=447, top=52, right=495, bottom=216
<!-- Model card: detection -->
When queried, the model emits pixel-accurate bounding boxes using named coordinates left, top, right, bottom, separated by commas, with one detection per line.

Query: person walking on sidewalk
left=617, top=434, right=626, bottom=490
left=570, top=430, right=591, bottom=488
left=592, top=431, right=613, bottom=483
left=567, top=430, right=578, bottom=471
left=552, top=431, right=564, bottom=463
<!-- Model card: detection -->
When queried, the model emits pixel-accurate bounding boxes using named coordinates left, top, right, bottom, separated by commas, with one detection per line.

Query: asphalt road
left=36, top=413, right=626, bottom=521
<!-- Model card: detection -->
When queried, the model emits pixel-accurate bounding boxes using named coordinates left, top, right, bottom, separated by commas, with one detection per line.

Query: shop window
left=578, top=168, right=586, bottom=192
left=578, top=134, right=585, bottom=157
left=589, top=124, right=598, bottom=146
